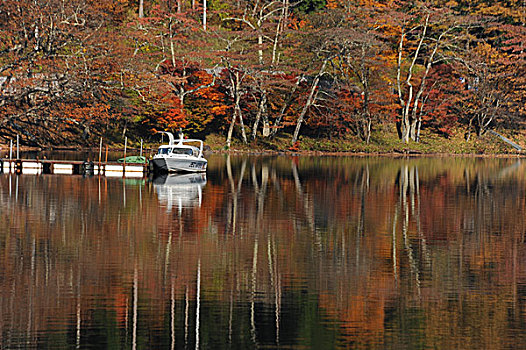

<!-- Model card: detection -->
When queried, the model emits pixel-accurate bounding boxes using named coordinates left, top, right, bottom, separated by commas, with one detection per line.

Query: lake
left=1, top=154, right=526, bottom=349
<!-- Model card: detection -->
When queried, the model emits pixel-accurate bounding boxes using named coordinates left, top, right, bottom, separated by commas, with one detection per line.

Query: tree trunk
left=465, top=117, right=473, bottom=141
left=400, top=113, right=410, bottom=143
left=226, top=109, right=236, bottom=148
left=291, top=60, right=328, bottom=145
left=364, top=117, right=372, bottom=144
left=203, top=0, right=207, bottom=31
left=271, top=75, right=302, bottom=138
left=251, top=90, right=268, bottom=140
left=396, top=16, right=428, bottom=144
left=262, top=105, right=270, bottom=137
left=169, top=20, right=176, bottom=68
left=257, top=21, right=264, bottom=64
left=225, top=67, right=247, bottom=147
left=409, top=118, right=418, bottom=141
left=138, top=0, right=144, bottom=18
left=236, top=99, right=248, bottom=144
left=177, top=0, right=182, bottom=13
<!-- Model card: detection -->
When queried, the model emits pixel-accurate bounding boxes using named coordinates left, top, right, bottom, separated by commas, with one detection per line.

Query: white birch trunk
left=138, top=0, right=144, bottom=18
left=291, top=59, right=328, bottom=145
left=203, top=0, right=207, bottom=31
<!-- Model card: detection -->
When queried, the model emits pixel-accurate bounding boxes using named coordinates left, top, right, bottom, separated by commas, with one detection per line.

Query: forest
left=0, top=0, right=525, bottom=152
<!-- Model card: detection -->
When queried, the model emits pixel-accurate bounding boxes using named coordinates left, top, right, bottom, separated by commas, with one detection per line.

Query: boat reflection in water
left=152, top=173, right=206, bottom=211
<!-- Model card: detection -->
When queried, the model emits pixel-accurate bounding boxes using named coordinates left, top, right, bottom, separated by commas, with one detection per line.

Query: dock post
left=42, top=162, right=52, bottom=174
left=104, top=145, right=108, bottom=176
left=16, top=135, right=19, bottom=160
left=73, top=163, right=81, bottom=175
left=98, top=137, right=103, bottom=176
left=42, top=162, right=53, bottom=174
left=9, top=140, right=12, bottom=173
left=14, top=159, right=22, bottom=174
left=123, top=136, right=127, bottom=177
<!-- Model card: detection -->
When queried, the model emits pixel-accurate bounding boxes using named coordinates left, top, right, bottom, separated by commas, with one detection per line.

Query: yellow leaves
left=328, top=0, right=388, bottom=8
left=473, top=43, right=502, bottom=64
left=477, top=4, right=510, bottom=17
left=474, top=42, right=493, bottom=56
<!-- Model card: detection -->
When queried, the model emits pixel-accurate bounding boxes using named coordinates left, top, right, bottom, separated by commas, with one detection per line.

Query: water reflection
left=153, top=173, right=207, bottom=211
left=1, top=156, right=526, bottom=348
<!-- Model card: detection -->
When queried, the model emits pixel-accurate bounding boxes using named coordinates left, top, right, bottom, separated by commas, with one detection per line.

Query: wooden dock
left=0, top=159, right=148, bottom=177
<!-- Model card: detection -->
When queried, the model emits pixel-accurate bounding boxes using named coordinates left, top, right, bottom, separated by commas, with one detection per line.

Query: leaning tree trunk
left=251, top=90, right=268, bottom=140
left=236, top=100, right=248, bottom=144
left=226, top=71, right=248, bottom=147
left=291, top=60, right=328, bottom=145
left=226, top=110, right=236, bottom=149
left=271, top=75, right=302, bottom=138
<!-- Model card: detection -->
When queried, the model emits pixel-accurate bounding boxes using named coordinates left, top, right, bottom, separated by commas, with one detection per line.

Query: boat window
left=157, top=148, right=171, bottom=155
left=171, top=148, right=194, bottom=155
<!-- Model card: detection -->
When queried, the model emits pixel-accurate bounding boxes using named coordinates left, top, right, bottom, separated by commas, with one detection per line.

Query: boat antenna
left=178, top=128, right=184, bottom=142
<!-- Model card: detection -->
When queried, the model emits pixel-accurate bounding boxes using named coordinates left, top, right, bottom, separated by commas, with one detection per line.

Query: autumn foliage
left=0, top=0, right=525, bottom=147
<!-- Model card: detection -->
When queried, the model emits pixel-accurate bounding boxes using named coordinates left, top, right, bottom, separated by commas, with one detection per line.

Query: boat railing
left=177, top=139, right=204, bottom=158
left=156, top=131, right=204, bottom=158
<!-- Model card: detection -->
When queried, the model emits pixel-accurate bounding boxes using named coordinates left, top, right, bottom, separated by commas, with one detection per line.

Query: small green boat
left=117, top=156, right=148, bottom=164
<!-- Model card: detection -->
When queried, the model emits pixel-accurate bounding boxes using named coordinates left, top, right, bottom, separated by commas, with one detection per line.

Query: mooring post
left=42, top=162, right=52, bottom=174
left=15, top=135, right=21, bottom=174
left=104, top=145, right=108, bottom=176
left=98, top=137, right=103, bottom=175
left=9, top=139, right=12, bottom=173
left=123, top=136, right=127, bottom=177
left=140, top=139, right=143, bottom=157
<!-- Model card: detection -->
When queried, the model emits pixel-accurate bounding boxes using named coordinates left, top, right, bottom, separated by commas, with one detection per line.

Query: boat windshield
left=157, top=147, right=198, bottom=156
left=171, top=148, right=195, bottom=156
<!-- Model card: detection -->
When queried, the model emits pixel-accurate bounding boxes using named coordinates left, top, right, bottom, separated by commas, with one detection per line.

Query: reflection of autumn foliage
left=3, top=157, right=526, bottom=347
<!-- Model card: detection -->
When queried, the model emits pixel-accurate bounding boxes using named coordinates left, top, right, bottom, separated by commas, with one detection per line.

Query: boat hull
left=150, top=157, right=207, bottom=173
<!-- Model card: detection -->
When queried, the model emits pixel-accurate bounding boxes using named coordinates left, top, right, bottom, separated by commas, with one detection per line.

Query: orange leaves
left=52, top=103, right=113, bottom=125
left=211, top=105, right=229, bottom=115
left=194, top=87, right=221, bottom=100
left=288, top=16, right=307, bottom=30
left=326, top=0, right=341, bottom=9
left=156, top=97, right=189, bottom=132
left=161, top=109, right=189, bottom=131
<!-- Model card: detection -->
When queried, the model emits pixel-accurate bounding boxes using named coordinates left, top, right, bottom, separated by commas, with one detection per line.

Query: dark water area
left=1, top=155, right=526, bottom=349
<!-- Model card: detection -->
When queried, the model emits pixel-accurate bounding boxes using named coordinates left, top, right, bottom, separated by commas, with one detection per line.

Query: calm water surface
left=1, top=155, right=526, bottom=349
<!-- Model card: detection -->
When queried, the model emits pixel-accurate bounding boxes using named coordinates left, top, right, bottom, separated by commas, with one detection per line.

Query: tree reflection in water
left=1, top=156, right=526, bottom=348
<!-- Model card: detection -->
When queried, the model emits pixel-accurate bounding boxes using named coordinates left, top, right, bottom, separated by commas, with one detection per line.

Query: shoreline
left=2, top=128, right=524, bottom=159
left=2, top=145, right=523, bottom=159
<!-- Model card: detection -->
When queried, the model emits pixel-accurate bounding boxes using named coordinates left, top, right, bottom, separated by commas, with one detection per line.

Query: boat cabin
left=157, top=145, right=200, bottom=157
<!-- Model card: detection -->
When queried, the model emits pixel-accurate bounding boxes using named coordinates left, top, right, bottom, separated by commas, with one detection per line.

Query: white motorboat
left=150, top=131, right=207, bottom=173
